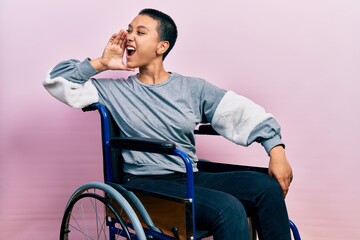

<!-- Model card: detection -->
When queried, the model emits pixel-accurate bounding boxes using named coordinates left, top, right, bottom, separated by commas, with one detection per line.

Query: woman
left=43, top=8, right=293, bottom=239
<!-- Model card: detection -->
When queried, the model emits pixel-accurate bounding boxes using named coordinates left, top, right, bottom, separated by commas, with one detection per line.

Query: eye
left=126, top=29, right=132, bottom=33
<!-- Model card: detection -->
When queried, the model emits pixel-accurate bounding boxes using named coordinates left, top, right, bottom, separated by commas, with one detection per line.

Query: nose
left=126, top=32, right=134, bottom=42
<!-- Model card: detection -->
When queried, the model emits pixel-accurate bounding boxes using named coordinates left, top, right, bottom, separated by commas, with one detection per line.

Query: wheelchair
left=59, top=102, right=301, bottom=240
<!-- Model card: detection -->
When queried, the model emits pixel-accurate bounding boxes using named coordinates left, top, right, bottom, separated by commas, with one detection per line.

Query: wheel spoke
left=60, top=188, right=142, bottom=240
left=68, top=223, right=95, bottom=240
left=80, top=199, right=91, bottom=239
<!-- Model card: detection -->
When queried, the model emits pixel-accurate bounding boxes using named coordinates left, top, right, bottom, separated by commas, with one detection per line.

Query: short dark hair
left=139, top=8, right=178, bottom=60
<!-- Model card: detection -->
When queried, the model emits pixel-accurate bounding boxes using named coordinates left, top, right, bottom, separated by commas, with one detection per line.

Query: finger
left=109, top=33, right=117, bottom=40
left=107, top=33, right=117, bottom=45
left=119, top=29, right=127, bottom=39
left=113, top=30, right=123, bottom=45
left=283, top=189, right=289, bottom=198
left=119, top=30, right=128, bottom=48
left=278, top=177, right=290, bottom=198
left=123, top=64, right=135, bottom=71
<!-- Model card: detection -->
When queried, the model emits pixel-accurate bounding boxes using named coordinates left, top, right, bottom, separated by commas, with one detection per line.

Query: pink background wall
left=1, top=0, right=359, bottom=239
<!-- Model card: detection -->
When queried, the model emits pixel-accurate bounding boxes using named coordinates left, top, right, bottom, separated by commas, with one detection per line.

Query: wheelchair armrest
left=110, top=137, right=176, bottom=154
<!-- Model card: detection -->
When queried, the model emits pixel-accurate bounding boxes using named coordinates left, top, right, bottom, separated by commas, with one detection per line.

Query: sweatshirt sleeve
left=42, top=59, right=99, bottom=108
left=211, top=91, right=284, bottom=155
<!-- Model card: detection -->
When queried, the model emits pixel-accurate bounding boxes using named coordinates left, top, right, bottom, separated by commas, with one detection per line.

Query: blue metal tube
left=94, top=103, right=113, bottom=183
left=173, top=148, right=196, bottom=237
left=173, top=148, right=195, bottom=199
left=289, top=219, right=301, bottom=240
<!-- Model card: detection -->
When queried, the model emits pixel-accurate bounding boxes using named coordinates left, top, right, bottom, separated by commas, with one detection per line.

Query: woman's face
left=125, top=14, right=163, bottom=68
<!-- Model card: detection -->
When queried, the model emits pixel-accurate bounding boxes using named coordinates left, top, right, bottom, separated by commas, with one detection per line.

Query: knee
left=213, top=194, right=249, bottom=230
left=256, top=175, right=284, bottom=204
left=223, top=194, right=247, bottom=218
left=196, top=191, right=251, bottom=239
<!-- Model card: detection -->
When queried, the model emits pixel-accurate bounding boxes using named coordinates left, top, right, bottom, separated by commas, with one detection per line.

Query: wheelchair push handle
left=82, top=103, right=101, bottom=112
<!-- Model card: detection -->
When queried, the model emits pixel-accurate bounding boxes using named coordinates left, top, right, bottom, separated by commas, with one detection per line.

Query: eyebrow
left=128, top=24, right=150, bottom=31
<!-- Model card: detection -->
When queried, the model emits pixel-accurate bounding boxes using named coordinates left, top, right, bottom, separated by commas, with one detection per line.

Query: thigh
left=194, top=171, right=283, bottom=215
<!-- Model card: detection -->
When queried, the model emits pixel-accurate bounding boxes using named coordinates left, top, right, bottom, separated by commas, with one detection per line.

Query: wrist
left=269, top=145, right=285, bottom=158
left=90, top=57, right=108, bottom=72
left=261, top=134, right=284, bottom=156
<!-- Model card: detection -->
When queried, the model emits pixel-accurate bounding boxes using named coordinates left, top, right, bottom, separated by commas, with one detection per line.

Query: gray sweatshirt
left=43, top=59, right=284, bottom=174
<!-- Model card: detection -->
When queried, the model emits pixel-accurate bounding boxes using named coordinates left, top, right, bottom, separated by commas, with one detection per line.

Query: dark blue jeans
left=122, top=171, right=291, bottom=240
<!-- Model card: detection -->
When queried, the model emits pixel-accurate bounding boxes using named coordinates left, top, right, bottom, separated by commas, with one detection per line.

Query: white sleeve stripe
left=211, top=91, right=273, bottom=146
left=43, top=69, right=99, bottom=108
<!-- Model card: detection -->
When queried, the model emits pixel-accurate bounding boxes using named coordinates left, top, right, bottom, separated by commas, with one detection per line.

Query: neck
left=138, top=61, right=170, bottom=84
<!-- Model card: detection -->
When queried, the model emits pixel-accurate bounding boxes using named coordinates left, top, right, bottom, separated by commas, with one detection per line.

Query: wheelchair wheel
left=60, top=182, right=146, bottom=240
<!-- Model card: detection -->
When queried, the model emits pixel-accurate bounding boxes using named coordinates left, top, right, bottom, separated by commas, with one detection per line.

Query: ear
left=156, top=41, right=170, bottom=55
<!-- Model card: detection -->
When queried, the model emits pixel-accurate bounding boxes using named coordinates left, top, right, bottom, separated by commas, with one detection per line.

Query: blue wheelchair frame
left=77, top=102, right=301, bottom=240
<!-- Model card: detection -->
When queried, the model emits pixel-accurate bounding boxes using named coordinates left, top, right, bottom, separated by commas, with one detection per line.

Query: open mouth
left=126, top=46, right=136, bottom=57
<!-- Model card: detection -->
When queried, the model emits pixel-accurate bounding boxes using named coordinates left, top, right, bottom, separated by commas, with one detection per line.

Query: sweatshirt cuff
left=78, top=58, right=99, bottom=79
left=261, top=134, right=285, bottom=155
